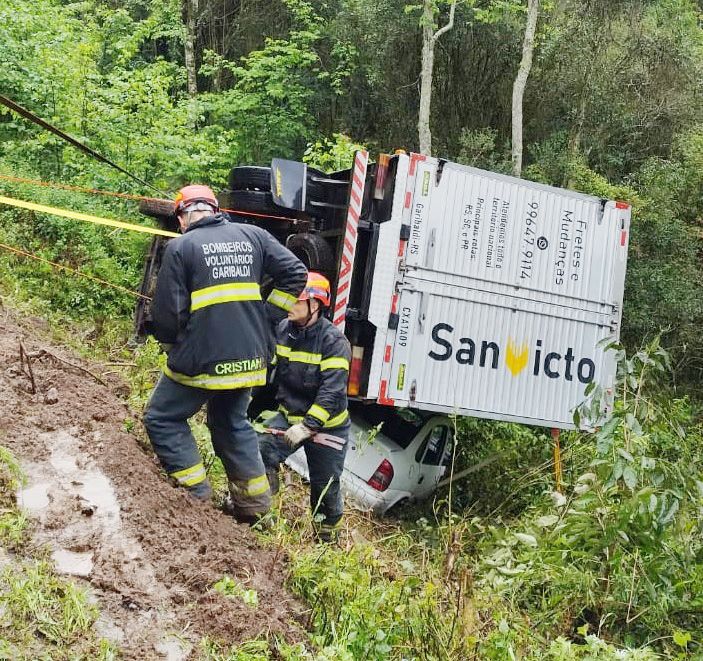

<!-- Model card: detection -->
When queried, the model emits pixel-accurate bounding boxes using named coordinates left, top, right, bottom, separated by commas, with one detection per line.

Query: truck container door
left=383, top=158, right=630, bottom=429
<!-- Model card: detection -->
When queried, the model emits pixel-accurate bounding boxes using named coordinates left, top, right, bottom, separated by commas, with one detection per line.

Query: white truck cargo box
left=362, top=154, right=630, bottom=429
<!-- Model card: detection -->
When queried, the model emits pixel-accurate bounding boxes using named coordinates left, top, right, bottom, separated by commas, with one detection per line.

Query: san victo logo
left=428, top=323, right=595, bottom=383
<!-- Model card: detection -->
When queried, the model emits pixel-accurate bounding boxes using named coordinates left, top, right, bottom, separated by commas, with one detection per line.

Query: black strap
left=0, top=95, right=167, bottom=196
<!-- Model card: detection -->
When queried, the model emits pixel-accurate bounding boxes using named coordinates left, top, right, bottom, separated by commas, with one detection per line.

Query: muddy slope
left=0, top=312, right=304, bottom=658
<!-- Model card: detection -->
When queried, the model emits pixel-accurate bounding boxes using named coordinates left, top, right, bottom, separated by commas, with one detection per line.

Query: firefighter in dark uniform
left=258, top=272, right=351, bottom=542
left=143, top=185, right=307, bottom=521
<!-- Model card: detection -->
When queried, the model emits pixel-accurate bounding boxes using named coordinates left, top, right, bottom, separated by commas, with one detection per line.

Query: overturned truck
left=137, top=152, right=631, bottom=431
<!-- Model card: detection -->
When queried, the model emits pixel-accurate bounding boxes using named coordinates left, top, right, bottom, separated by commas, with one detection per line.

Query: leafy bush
left=476, top=338, right=703, bottom=655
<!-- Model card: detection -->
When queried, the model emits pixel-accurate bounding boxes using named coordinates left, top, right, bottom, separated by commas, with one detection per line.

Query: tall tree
left=418, top=0, right=457, bottom=155
left=511, top=0, right=539, bottom=176
left=184, top=0, right=199, bottom=96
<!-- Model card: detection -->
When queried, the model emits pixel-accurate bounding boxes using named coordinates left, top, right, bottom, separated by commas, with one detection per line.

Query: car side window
left=415, top=426, right=449, bottom=466
left=440, top=430, right=454, bottom=467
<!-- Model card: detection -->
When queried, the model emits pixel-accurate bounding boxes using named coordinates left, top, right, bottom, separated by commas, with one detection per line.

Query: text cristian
left=428, top=323, right=596, bottom=384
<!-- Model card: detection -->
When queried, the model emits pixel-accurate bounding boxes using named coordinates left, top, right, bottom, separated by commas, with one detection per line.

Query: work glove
left=284, top=422, right=314, bottom=449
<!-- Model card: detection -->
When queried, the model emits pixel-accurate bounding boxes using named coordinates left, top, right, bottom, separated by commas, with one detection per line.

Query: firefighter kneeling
left=259, top=272, right=351, bottom=542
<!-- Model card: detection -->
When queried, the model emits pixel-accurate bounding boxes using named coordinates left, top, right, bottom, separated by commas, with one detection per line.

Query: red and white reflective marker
left=333, top=150, right=369, bottom=331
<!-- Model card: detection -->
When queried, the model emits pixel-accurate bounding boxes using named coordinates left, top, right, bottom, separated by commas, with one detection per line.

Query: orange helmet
left=174, top=185, right=219, bottom=215
left=299, top=271, right=331, bottom=307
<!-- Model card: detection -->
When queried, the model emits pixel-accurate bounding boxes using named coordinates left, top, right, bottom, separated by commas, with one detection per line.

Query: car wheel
left=228, top=166, right=272, bottom=191
left=383, top=497, right=410, bottom=516
left=286, top=232, right=335, bottom=274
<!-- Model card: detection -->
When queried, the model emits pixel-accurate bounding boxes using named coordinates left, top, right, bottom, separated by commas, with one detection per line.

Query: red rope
left=0, top=173, right=298, bottom=223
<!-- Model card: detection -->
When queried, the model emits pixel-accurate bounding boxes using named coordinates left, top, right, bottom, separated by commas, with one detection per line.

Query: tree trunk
left=418, top=1, right=436, bottom=156
left=511, top=0, right=540, bottom=177
left=184, top=0, right=198, bottom=97
left=417, top=0, right=456, bottom=156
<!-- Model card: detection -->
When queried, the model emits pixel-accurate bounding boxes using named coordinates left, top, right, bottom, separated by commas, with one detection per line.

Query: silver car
left=286, top=403, right=454, bottom=514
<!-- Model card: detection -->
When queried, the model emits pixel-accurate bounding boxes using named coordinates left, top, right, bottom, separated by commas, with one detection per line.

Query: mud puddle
left=0, top=313, right=304, bottom=658
left=16, top=429, right=192, bottom=657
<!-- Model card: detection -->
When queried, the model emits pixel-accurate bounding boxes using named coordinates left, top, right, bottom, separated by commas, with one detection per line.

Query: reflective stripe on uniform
left=190, top=282, right=262, bottom=312
left=170, top=462, right=207, bottom=486
left=326, top=410, right=349, bottom=427
left=279, top=406, right=304, bottom=424
left=164, top=365, right=267, bottom=390
left=320, top=519, right=343, bottom=530
left=276, top=346, right=348, bottom=370
left=320, top=356, right=349, bottom=371
left=246, top=474, right=270, bottom=497
left=267, top=288, right=298, bottom=311
left=279, top=405, right=349, bottom=429
left=276, top=345, right=322, bottom=365
left=307, top=403, right=330, bottom=424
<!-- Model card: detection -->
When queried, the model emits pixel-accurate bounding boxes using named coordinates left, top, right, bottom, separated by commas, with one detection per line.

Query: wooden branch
left=511, top=0, right=540, bottom=177
left=433, top=0, right=457, bottom=42
left=30, top=348, right=107, bottom=387
left=18, top=341, right=36, bottom=394
left=436, top=452, right=504, bottom=490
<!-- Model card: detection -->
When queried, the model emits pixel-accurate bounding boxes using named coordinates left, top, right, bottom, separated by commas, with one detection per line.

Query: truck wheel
left=219, top=190, right=298, bottom=218
left=307, top=177, right=348, bottom=207
left=228, top=166, right=272, bottom=191
left=286, top=232, right=335, bottom=274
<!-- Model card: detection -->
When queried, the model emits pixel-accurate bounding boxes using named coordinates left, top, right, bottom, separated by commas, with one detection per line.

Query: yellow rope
left=0, top=194, right=178, bottom=238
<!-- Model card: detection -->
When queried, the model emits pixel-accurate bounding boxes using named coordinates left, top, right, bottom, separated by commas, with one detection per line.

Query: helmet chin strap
left=297, top=300, right=319, bottom=328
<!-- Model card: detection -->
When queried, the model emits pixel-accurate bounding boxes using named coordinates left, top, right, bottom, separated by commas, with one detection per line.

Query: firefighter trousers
left=258, top=412, right=349, bottom=529
left=143, top=374, right=271, bottom=517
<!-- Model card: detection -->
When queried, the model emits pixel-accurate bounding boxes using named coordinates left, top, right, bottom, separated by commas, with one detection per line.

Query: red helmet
left=299, top=271, right=331, bottom=307
left=174, top=185, right=219, bottom=214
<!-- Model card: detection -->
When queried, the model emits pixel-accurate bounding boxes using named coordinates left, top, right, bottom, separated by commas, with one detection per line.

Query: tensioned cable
left=0, top=95, right=167, bottom=197
left=0, top=173, right=152, bottom=201
left=0, top=240, right=149, bottom=300
left=0, top=173, right=300, bottom=223
left=0, top=195, right=179, bottom=238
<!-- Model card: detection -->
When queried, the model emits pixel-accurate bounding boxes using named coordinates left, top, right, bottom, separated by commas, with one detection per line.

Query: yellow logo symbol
left=505, top=339, right=529, bottom=376
left=275, top=168, right=283, bottom=197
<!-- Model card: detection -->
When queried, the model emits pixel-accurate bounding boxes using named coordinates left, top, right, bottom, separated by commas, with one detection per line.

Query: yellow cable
left=0, top=194, right=179, bottom=238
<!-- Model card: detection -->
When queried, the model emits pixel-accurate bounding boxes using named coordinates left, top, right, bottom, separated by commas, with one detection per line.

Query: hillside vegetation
left=0, top=0, right=702, bottom=658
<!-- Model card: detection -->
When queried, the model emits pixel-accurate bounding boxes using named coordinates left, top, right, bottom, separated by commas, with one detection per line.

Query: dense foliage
left=1, top=0, right=701, bottom=384
left=0, top=0, right=701, bottom=657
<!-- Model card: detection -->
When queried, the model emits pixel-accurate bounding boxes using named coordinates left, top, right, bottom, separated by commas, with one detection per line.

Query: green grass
left=0, top=509, right=29, bottom=551
left=0, top=558, right=118, bottom=659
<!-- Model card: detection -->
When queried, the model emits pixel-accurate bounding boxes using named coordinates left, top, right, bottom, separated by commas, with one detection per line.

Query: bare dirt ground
left=0, top=311, right=305, bottom=659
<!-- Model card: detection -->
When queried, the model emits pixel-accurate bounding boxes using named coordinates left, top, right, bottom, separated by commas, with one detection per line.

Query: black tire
left=307, top=175, right=348, bottom=207
left=228, top=166, right=272, bottom=191
left=133, top=236, right=169, bottom=338
left=384, top=497, right=411, bottom=517
left=286, top=232, right=335, bottom=274
left=219, top=190, right=298, bottom=218
left=228, top=165, right=348, bottom=204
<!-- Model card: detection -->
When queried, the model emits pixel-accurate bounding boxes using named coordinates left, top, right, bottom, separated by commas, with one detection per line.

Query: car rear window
left=349, top=402, right=428, bottom=448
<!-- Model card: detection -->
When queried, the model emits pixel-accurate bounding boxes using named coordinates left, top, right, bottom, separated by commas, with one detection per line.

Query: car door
left=410, top=422, right=454, bottom=499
